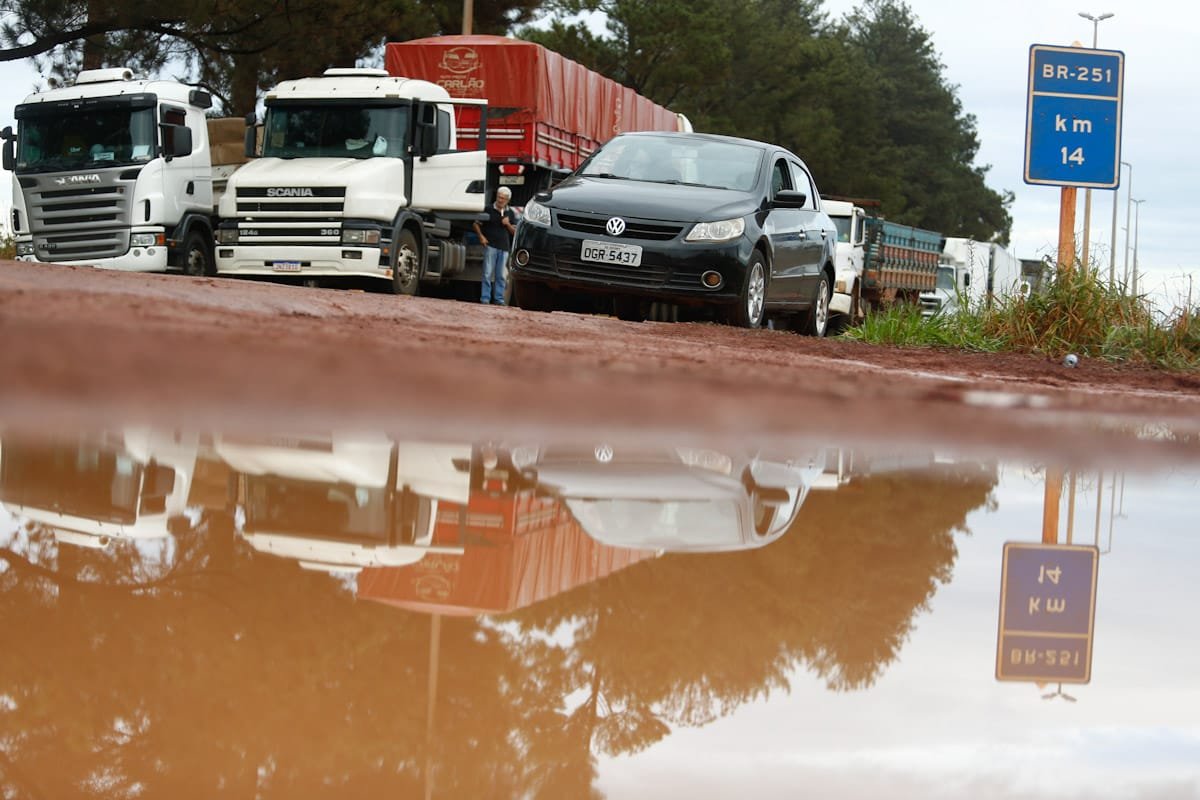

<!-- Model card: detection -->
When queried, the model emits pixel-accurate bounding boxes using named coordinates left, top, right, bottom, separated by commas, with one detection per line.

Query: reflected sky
left=0, top=427, right=1197, bottom=798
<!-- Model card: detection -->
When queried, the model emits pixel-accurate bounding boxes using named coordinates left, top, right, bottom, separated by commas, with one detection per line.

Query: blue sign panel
left=996, top=542, right=1099, bottom=683
left=1024, top=44, right=1124, bottom=188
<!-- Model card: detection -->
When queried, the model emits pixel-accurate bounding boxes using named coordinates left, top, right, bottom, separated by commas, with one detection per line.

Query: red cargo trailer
left=385, top=35, right=690, bottom=205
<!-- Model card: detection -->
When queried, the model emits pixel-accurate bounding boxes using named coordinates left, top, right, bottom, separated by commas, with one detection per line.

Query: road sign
left=1024, top=44, right=1124, bottom=188
left=996, top=542, right=1099, bottom=683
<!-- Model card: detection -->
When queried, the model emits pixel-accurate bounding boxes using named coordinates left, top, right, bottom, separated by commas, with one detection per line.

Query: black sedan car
left=509, top=131, right=837, bottom=332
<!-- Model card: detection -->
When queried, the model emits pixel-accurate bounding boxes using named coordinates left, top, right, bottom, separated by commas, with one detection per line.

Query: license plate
left=271, top=261, right=302, bottom=272
left=581, top=240, right=642, bottom=267
left=498, top=175, right=525, bottom=185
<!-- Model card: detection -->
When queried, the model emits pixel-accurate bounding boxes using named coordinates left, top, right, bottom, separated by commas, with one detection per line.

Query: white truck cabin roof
left=265, top=68, right=453, bottom=104
left=17, top=67, right=211, bottom=109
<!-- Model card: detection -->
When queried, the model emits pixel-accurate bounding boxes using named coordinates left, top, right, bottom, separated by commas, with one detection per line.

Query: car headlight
left=686, top=217, right=745, bottom=243
left=341, top=228, right=381, bottom=245
left=217, top=228, right=239, bottom=244
left=522, top=199, right=551, bottom=226
left=15, top=241, right=35, bottom=256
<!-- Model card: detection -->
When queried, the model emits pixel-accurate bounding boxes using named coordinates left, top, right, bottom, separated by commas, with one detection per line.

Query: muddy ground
left=1, top=261, right=1198, bottom=467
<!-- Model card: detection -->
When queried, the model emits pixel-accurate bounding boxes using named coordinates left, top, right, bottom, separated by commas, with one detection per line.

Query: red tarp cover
left=384, top=35, right=682, bottom=170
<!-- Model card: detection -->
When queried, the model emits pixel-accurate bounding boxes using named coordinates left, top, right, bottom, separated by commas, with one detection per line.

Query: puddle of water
left=0, top=425, right=1197, bottom=798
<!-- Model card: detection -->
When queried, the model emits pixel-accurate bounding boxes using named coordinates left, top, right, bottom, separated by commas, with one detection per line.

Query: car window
left=789, top=161, right=818, bottom=209
left=770, top=159, right=793, bottom=197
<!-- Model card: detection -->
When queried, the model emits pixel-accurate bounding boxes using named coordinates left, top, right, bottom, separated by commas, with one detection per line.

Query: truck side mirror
left=963, top=273, right=971, bottom=288
left=1, top=125, right=14, bottom=172
left=243, top=115, right=259, bottom=159
left=412, top=102, right=438, bottom=160
left=160, top=123, right=193, bottom=161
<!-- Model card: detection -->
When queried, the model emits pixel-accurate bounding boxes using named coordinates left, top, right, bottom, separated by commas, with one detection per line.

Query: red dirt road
left=2, top=261, right=1198, bottom=466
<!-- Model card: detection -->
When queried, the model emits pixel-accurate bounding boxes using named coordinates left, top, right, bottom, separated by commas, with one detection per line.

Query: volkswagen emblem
left=594, top=444, right=614, bottom=463
left=605, top=217, right=626, bottom=236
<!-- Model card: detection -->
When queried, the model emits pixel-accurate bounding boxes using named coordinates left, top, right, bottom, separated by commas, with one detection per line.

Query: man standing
left=473, top=186, right=518, bottom=305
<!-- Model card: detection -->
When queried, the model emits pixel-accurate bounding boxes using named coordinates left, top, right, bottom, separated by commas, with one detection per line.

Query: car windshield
left=261, top=104, right=408, bottom=159
left=15, top=106, right=157, bottom=173
left=580, top=135, right=763, bottom=191
left=564, top=498, right=742, bottom=549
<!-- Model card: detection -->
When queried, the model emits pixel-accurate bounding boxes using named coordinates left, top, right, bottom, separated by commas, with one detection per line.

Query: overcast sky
left=0, top=0, right=1194, bottom=308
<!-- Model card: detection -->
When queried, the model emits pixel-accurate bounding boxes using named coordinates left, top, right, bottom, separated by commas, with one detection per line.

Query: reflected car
left=509, top=131, right=837, bottom=332
left=520, top=444, right=826, bottom=552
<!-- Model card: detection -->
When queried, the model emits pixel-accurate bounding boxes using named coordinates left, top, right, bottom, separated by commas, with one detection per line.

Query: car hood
left=544, top=176, right=760, bottom=222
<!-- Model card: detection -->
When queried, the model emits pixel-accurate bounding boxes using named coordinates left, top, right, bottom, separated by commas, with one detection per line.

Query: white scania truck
left=214, top=68, right=489, bottom=294
left=2, top=68, right=224, bottom=275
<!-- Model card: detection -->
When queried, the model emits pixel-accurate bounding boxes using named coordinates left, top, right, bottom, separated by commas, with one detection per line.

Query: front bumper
left=511, top=220, right=751, bottom=304
left=215, top=245, right=388, bottom=280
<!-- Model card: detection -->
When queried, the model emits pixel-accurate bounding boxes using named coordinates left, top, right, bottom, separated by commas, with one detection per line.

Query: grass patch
left=0, top=229, right=13, bottom=260
left=845, top=270, right=1200, bottom=371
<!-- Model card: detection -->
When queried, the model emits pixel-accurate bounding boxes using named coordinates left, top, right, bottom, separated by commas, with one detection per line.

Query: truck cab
left=215, top=433, right=474, bottom=574
left=823, top=199, right=867, bottom=326
left=214, top=68, right=487, bottom=295
left=2, top=67, right=218, bottom=274
left=0, top=428, right=200, bottom=549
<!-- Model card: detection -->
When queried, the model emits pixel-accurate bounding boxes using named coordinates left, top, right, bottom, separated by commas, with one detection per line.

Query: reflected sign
left=996, top=542, right=1099, bottom=683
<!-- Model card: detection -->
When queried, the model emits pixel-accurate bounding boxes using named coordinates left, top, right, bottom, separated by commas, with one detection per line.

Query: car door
left=762, top=155, right=807, bottom=303
left=788, top=158, right=829, bottom=302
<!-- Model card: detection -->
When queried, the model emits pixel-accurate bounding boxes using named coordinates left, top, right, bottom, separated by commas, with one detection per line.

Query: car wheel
left=730, top=253, right=766, bottom=329
left=801, top=272, right=831, bottom=337
left=391, top=227, right=421, bottom=296
left=513, top=277, right=555, bottom=312
left=182, top=229, right=214, bottom=277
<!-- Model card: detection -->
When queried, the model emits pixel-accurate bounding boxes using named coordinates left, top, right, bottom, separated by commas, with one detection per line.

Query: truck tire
left=801, top=272, right=831, bottom=337
left=391, top=228, right=421, bottom=296
left=729, top=253, right=766, bottom=329
left=182, top=229, right=215, bottom=277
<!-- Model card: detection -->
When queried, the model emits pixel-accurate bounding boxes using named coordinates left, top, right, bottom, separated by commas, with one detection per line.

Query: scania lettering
left=214, top=68, right=489, bottom=295
left=1, top=67, right=244, bottom=275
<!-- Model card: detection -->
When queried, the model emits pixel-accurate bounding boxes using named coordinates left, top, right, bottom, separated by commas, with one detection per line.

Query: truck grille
left=556, top=212, right=683, bottom=242
left=233, top=186, right=347, bottom=243
left=25, top=176, right=133, bottom=261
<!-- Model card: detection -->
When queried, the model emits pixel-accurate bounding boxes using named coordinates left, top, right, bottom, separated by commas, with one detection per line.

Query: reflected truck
left=0, top=428, right=199, bottom=549
left=215, top=433, right=477, bottom=573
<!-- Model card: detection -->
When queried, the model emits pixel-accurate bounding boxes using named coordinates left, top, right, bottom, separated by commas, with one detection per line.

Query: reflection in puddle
left=1, top=425, right=1197, bottom=797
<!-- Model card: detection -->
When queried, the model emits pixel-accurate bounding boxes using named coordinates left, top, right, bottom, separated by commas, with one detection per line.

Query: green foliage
left=846, top=271, right=1200, bottom=371
left=1, top=227, right=14, bottom=260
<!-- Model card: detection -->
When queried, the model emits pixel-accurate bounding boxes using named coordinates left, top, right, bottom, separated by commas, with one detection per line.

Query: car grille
left=556, top=212, right=684, bottom=242
left=555, top=256, right=669, bottom=287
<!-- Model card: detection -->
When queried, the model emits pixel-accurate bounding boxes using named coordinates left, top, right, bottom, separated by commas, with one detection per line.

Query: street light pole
left=1123, top=164, right=1134, bottom=289
left=1111, top=161, right=1130, bottom=285
left=1131, top=198, right=1145, bottom=296
left=1078, top=12, right=1114, bottom=273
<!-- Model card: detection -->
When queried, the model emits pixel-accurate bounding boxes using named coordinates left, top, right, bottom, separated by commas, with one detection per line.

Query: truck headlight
left=522, top=199, right=551, bottom=226
left=16, top=241, right=35, bottom=256
left=686, top=217, right=745, bottom=243
left=217, top=228, right=239, bottom=244
left=341, top=228, right=381, bottom=245
left=130, top=233, right=164, bottom=247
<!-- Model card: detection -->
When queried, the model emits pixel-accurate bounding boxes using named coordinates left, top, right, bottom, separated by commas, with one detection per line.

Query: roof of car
left=614, top=130, right=779, bottom=151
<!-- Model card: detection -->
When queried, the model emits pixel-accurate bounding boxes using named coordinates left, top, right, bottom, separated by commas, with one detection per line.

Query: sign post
left=1024, top=44, right=1124, bottom=274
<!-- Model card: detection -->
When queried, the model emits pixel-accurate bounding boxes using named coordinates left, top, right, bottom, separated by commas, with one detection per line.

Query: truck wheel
left=729, top=254, right=766, bottom=328
left=801, top=272, right=831, bottom=337
left=513, top=277, right=554, bottom=312
left=391, top=228, right=421, bottom=296
left=182, top=230, right=214, bottom=277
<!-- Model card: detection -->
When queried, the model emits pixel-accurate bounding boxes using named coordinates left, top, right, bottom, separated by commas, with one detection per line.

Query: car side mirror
left=771, top=190, right=808, bottom=209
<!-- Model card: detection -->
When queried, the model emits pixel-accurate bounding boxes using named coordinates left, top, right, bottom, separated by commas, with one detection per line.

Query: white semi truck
left=215, top=433, right=474, bottom=574
left=214, top=68, right=489, bottom=294
left=920, top=238, right=1026, bottom=317
left=2, top=68, right=228, bottom=275
left=0, top=428, right=200, bottom=549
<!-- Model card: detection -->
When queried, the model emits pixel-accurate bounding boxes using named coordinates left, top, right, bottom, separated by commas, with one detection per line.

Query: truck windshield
left=262, top=104, right=408, bottom=159
left=0, top=440, right=141, bottom=525
left=15, top=106, right=157, bottom=173
left=243, top=476, right=391, bottom=542
left=831, top=216, right=853, bottom=243
left=580, top=134, right=763, bottom=190
left=936, top=265, right=957, bottom=291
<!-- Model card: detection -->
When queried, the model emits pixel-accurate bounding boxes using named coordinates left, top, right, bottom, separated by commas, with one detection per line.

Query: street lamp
left=1131, top=198, right=1145, bottom=296
left=1111, top=161, right=1130, bottom=285
left=1077, top=12, right=1114, bottom=273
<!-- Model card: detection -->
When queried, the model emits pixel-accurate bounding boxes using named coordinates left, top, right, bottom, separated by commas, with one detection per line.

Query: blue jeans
left=481, top=246, right=508, bottom=304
